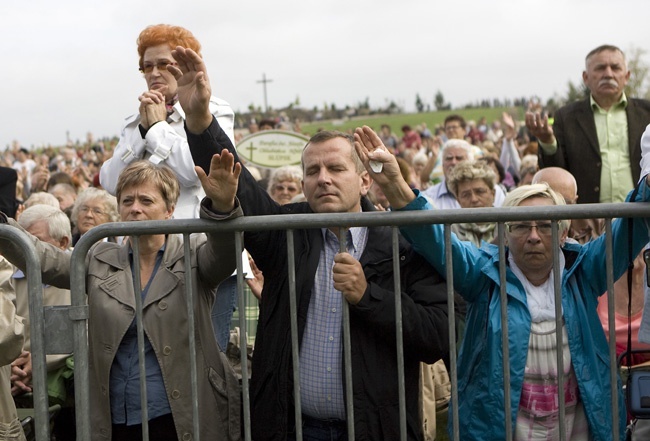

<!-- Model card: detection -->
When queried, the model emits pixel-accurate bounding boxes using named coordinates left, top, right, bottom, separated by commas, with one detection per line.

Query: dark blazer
left=538, top=97, right=650, bottom=203
left=187, top=119, right=450, bottom=441
left=0, top=166, right=18, bottom=218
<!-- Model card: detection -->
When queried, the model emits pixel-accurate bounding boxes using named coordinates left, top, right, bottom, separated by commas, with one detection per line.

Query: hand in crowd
left=138, top=89, right=167, bottom=130
left=30, top=166, right=50, bottom=193
left=333, top=252, right=367, bottom=305
left=10, top=350, right=32, bottom=396
left=525, top=111, right=554, bottom=144
left=245, top=255, right=264, bottom=301
left=353, top=126, right=404, bottom=188
left=195, top=150, right=241, bottom=213
left=169, top=46, right=212, bottom=133
left=502, top=112, right=516, bottom=140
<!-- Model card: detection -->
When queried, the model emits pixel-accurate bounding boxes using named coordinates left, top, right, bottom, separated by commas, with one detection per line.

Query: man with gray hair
left=421, top=139, right=475, bottom=209
left=10, top=204, right=72, bottom=399
left=527, top=44, right=650, bottom=204
left=422, top=139, right=506, bottom=209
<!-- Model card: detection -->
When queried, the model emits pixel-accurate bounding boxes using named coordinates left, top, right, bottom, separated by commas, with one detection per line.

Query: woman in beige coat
left=0, top=152, right=243, bottom=441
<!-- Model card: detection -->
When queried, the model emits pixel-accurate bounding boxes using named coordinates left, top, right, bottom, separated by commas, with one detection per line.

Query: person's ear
left=59, top=236, right=70, bottom=250
left=359, top=171, right=372, bottom=197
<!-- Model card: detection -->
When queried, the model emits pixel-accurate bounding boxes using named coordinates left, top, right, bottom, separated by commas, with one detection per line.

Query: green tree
left=415, top=94, right=424, bottom=113
left=626, top=45, right=650, bottom=99
left=434, top=90, right=448, bottom=110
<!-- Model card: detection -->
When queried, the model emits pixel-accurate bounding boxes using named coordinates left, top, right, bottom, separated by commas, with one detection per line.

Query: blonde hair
left=503, top=183, right=570, bottom=233
left=447, top=160, right=496, bottom=197
left=115, top=161, right=179, bottom=211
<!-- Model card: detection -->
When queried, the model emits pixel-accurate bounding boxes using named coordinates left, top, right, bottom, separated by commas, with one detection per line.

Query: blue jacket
left=397, top=187, right=650, bottom=441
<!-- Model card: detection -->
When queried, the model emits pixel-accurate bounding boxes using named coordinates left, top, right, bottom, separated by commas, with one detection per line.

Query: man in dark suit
left=526, top=44, right=650, bottom=204
left=0, top=166, right=18, bottom=219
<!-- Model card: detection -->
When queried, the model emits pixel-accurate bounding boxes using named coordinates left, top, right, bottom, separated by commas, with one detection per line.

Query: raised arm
left=354, top=125, right=416, bottom=209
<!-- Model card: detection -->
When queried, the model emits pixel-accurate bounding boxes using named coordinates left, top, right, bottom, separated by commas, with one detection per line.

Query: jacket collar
left=92, top=235, right=185, bottom=309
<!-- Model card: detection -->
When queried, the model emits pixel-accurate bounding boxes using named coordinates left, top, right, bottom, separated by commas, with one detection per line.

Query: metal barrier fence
left=5, top=200, right=650, bottom=441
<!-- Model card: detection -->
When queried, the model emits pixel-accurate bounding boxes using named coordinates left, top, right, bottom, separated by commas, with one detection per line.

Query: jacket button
left=182, top=433, right=192, bottom=441
left=171, top=389, right=181, bottom=399
left=163, top=346, right=172, bottom=355
left=159, top=301, right=168, bottom=310
left=101, top=386, right=107, bottom=395
left=594, top=186, right=600, bottom=192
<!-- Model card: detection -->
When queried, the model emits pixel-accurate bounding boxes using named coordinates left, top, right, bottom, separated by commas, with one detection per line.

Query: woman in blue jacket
left=353, top=125, right=650, bottom=441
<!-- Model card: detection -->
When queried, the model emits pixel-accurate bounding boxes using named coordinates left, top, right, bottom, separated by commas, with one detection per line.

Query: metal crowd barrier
left=7, top=200, right=650, bottom=441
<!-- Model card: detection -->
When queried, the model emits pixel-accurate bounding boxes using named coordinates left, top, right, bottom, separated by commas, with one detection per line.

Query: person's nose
left=527, top=226, right=542, bottom=242
left=602, top=65, right=614, bottom=78
left=317, top=169, right=331, bottom=185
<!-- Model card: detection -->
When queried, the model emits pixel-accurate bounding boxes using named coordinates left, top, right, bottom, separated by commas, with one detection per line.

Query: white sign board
left=236, top=130, right=309, bottom=169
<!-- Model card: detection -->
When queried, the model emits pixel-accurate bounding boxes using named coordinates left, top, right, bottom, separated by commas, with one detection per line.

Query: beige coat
left=0, top=203, right=242, bottom=441
left=14, top=278, right=71, bottom=372
left=0, top=256, right=26, bottom=441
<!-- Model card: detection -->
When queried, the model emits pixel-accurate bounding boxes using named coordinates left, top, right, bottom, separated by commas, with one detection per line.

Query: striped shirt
left=299, top=226, right=368, bottom=420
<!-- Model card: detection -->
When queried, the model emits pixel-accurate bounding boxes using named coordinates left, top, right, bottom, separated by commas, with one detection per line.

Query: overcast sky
left=2, top=0, right=649, bottom=148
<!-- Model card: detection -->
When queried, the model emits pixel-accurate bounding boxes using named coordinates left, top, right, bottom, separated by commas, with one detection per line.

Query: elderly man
left=10, top=205, right=73, bottom=399
left=172, top=46, right=450, bottom=440
left=532, top=167, right=603, bottom=243
left=354, top=124, right=650, bottom=441
left=527, top=44, right=650, bottom=203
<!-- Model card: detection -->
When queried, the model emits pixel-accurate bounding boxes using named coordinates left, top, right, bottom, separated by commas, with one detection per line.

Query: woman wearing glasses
left=353, top=125, right=650, bottom=441
left=70, top=187, right=119, bottom=246
left=99, top=24, right=235, bottom=220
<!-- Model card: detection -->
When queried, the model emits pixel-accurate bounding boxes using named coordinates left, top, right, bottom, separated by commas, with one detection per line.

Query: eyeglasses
left=273, top=184, right=300, bottom=193
left=506, top=222, right=553, bottom=237
left=445, top=125, right=463, bottom=131
left=458, top=187, right=490, bottom=200
left=79, top=206, right=106, bottom=216
left=443, top=155, right=467, bottom=162
left=139, top=61, right=178, bottom=74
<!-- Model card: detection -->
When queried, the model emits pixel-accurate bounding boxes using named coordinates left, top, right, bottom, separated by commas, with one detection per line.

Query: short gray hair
left=71, top=187, right=119, bottom=226
left=441, top=139, right=474, bottom=162
left=18, top=204, right=72, bottom=244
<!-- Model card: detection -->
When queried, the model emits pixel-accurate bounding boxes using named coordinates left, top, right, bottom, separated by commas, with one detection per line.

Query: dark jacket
left=538, top=96, right=650, bottom=203
left=187, top=119, right=450, bottom=440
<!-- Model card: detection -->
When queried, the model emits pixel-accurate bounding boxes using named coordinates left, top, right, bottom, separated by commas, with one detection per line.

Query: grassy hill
left=298, top=106, right=524, bottom=136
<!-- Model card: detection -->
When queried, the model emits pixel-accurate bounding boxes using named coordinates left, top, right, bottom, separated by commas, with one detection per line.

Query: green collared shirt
left=591, top=94, right=632, bottom=202
left=539, top=94, right=631, bottom=202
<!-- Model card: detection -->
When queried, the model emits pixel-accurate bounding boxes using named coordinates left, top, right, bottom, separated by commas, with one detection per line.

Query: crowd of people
left=1, top=24, right=650, bottom=441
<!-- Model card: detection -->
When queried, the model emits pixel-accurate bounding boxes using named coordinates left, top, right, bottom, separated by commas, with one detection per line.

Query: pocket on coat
left=208, top=366, right=228, bottom=398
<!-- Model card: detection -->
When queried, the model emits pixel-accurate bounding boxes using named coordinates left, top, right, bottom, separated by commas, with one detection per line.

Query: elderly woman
left=266, top=165, right=302, bottom=205
left=0, top=153, right=243, bottom=441
left=446, top=160, right=498, bottom=246
left=99, top=24, right=235, bottom=220
left=70, top=187, right=119, bottom=245
left=354, top=125, right=650, bottom=440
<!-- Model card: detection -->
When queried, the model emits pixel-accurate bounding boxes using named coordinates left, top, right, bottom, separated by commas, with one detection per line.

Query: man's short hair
left=18, top=204, right=72, bottom=244
left=441, top=139, right=474, bottom=162
left=585, top=44, right=626, bottom=67
left=302, top=131, right=365, bottom=173
left=444, top=114, right=467, bottom=129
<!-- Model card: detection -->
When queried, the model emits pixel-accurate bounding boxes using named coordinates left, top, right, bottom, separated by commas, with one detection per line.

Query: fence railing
left=5, top=200, right=650, bottom=441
